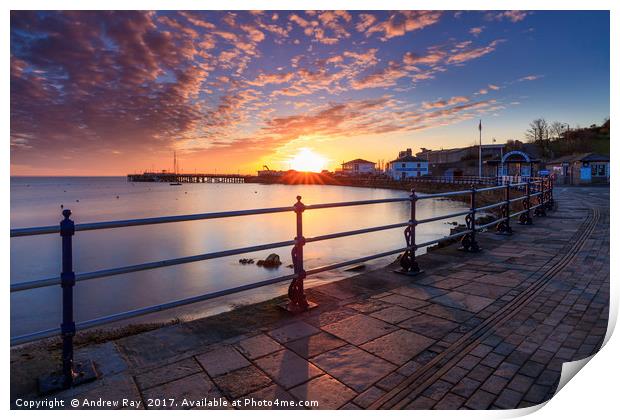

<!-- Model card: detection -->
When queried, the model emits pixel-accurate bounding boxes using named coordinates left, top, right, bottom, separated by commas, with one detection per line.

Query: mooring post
left=398, top=188, right=421, bottom=275
left=287, top=196, right=311, bottom=312
left=60, top=209, right=76, bottom=388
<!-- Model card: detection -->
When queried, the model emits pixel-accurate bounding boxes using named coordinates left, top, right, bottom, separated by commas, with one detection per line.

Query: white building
left=387, top=149, right=429, bottom=179
left=339, top=159, right=376, bottom=175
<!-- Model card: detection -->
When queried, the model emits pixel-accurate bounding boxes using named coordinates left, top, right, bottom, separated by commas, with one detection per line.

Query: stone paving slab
left=11, top=187, right=609, bottom=410
left=310, top=345, right=397, bottom=392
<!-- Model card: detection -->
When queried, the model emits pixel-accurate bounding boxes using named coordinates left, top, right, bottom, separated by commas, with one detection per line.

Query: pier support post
left=460, top=185, right=481, bottom=252
left=397, top=188, right=422, bottom=275
left=287, top=196, right=314, bottom=313
left=38, top=210, right=97, bottom=395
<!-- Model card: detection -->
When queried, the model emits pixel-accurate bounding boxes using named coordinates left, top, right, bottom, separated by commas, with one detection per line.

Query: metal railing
left=10, top=177, right=554, bottom=388
left=412, top=175, right=541, bottom=186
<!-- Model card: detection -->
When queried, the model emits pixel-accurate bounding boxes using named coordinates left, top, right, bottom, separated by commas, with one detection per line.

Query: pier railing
left=10, top=177, right=554, bottom=389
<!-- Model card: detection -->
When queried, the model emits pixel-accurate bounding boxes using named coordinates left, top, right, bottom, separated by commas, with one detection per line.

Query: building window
left=592, top=163, right=607, bottom=176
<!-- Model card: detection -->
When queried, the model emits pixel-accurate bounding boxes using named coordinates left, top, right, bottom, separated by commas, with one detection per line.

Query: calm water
left=10, top=177, right=468, bottom=337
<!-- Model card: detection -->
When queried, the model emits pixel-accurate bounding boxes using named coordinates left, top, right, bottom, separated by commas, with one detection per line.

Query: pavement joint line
left=370, top=206, right=600, bottom=409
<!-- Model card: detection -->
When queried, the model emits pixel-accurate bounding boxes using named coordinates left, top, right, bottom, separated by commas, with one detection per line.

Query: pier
left=127, top=172, right=250, bottom=184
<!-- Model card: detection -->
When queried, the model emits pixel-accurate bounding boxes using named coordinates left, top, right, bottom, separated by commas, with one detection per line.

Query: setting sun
left=289, top=148, right=328, bottom=172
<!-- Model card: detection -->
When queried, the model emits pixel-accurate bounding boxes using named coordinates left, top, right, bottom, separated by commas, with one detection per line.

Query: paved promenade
left=11, top=186, right=609, bottom=410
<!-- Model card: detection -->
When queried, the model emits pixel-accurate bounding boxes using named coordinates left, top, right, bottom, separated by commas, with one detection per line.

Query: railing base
left=393, top=269, right=425, bottom=277
left=38, top=359, right=97, bottom=396
left=458, top=246, right=482, bottom=253
left=280, top=300, right=318, bottom=314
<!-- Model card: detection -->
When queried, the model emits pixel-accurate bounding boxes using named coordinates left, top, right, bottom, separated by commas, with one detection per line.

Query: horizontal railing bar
left=510, top=209, right=529, bottom=218
left=476, top=185, right=507, bottom=193
left=416, top=189, right=472, bottom=200
left=477, top=218, right=503, bottom=230
left=417, top=210, right=472, bottom=225
left=10, top=239, right=296, bottom=292
left=416, top=229, right=471, bottom=248
left=509, top=196, right=527, bottom=204
left=11, top=206, right=296, bottom=237
left=305, top=247, right=408, bottom=276
left=10, top=277, right=61, bottom=293
left=11, top=327, right=61, bottom=346
left=305, top=197, right=409, bottom=210
left=11, top=273, right=298, bottom=345
left=75, top=274, right=297, bottom=331
left=305, top=222, right=408, bottom=244
left=476, top=202, right=505, bottom=212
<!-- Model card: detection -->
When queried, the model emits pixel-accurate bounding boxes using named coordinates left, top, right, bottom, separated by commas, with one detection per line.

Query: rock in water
left=257, top=253, right=282, bottom=268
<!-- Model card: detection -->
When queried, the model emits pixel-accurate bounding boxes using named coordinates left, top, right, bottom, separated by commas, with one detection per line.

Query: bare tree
left=549, top=121, right=566, bottom=140
left=525, top=118, right=549, bottom=143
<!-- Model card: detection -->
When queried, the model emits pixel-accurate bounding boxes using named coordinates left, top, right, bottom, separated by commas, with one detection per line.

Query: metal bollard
left=460, top=185, right=480, bottom=252
left=398, top=188, right=422, bottom=275
left=287, top=196, right=311, bottom=312
left=38, top=210, right=97, bottom=395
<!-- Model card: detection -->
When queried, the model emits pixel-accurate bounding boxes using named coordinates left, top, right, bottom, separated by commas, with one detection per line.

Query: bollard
left=519, top=181, right=534, bottom=225
left=287, top=196, right=312, bottom=313
left=38, top=210, right=97, bottom=395
left=397, top=188, right=422, bottom=275
left=496, top=183, right=513, bottom=235
left=460, top=185, right=481, bottom=252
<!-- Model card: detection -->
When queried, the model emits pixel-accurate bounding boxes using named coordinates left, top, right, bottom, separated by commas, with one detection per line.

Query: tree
left=549, top=121, right=566, bottom=140
left=525, top=118, right=549, bottom=143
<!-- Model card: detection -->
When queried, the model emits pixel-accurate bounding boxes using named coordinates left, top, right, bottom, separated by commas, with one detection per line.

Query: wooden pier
left=127, top=172, right=250, bottom=183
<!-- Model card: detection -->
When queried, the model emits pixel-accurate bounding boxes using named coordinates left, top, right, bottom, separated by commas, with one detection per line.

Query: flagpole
left=478, top=119, right=482, bottom=178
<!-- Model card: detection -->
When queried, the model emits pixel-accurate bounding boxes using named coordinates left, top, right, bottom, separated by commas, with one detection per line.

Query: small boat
left=170, top=182, right=182, bottom=186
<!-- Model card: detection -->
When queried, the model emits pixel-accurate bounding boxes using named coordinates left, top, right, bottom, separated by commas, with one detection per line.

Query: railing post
left=545, top=177, right=554, bottom=210
left=460, top=185, right=481, bottom=252
left=38, top=210, right=97, bottom=395
left=398, top=188, right=421, bottom=275
left=496, top=183, right=513, bottom=235
left=287, top=196, right=311, bottom=313
left=534, top=179, right=547, bottom=217
left=60, top=209, right=76, bottom=388
left=519, top=180, right=533, bottom=225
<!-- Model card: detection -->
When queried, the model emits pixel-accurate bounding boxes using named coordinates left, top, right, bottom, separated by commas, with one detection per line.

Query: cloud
left=486, top=11, right=529, bottom=23
left=518, top=74, right=543, bottom=81
left=447, top=39, right=504, bottom=64
left=422, top=96, right=470, bottom=109
left=469, top=26, right=484, bottom=37
left=362, top=11, right=442, bottom=40
left=246, top=72, right=294, bottom=86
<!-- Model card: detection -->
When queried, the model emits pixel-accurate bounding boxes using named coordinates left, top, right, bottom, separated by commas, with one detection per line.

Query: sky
left=10, top=10, right=610, bottom=175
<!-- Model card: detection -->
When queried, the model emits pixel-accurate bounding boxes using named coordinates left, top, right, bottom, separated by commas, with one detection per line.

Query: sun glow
left=289, top=148, right=327, bottom=172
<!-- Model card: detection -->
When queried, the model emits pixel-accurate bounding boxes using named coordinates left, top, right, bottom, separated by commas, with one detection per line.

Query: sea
left=10, top=176, right=469, bottom=338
